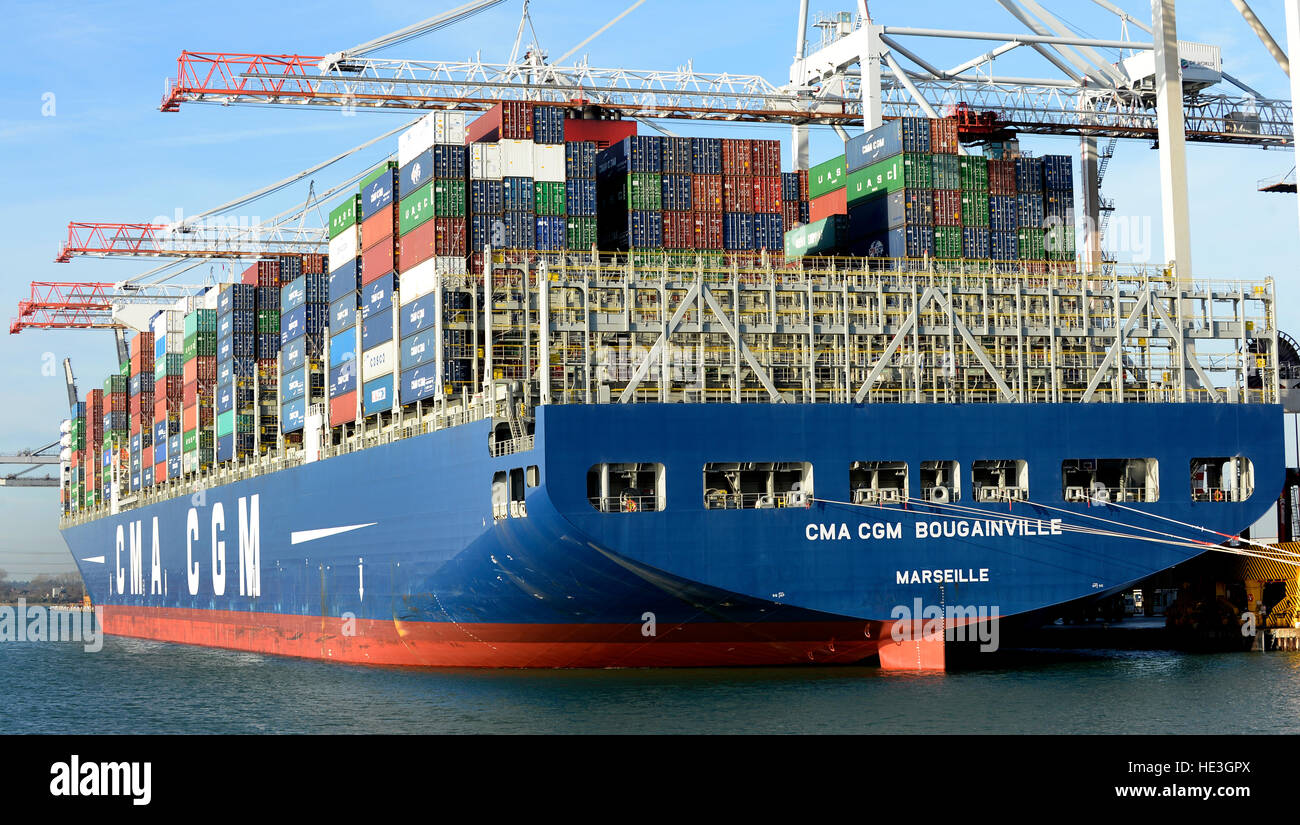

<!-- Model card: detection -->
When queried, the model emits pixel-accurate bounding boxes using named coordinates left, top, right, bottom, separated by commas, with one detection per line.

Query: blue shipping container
left=362, top=375, right=394, bottom=414
left=1042, top=155, right=1073, bottom=191
left=1014, top=157, right=1043, bottom=193
left=330, top=295, right=357, bottom=335
left=361, top=276, right=394, bottom=320
left=1016, top=193, right=1045, bottom=230
left=400, top=327, right=438, bottom=371
left=399, top=149, right=434, bottom=201
left=723, top=212, right=754, bottom=251
left=989, top=195, right=1018, bottom=233
left=660, top=174, right=691, bottom=211
left=502, top=177, right=535, bottom=212
left=399, top=292, right=438, bottom=339
left=532, top=106, right=565, bottom=145
left=845, top=117, right=930, bottom=172
left=401, top=363, right=440, bottom=404
left=281, top=397, right=306, bottom=434
left=362, top=306, right=393, bottom=350
left=327, top=258, right=360, bottom=303
left=329, top=362, right=358, bottom=397
left=991, top=230, right=1019, bottom=260
left=470, top=180, right=504, bottom=215
left=564, top=141, right=597, bottom=179
left=852, top=224, right=935, bottom=258
left=661, top=137, right=692, bottom=175
left=330, top=330, right=357, bottom=368
left=961, top=226, right=991, bottom=259
left=536, top=216, right=566, bottom=251
left=281, top=303, right=326, bottom=345
left=360, top=172, right=397, bottom=221
left=597, top=136, right=662, bottom=176
left=565, top=178, right=597, bottom=217
left=432, top=144, right=466, bottom=179
left=753, top=213, right=784, bottom=251
left=689, top=137, right=722, bottom=175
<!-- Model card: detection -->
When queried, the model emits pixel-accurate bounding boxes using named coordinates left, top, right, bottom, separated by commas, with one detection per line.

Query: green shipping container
left=961, top=192, right=990, bottom=227
left=329, top=194, right=362, bottom=240
left=626, top=173, right=662, bottom=211
left=1045, top=224, right=1076, bottom=260
left=434, top=179, right=466, bottom=217
left=809, top=155, right=847, bottom=199
left=183, top=428, right=214, bottom=453
left=1018, top=228, right=1046, bottom=259
left=155, top=353, right=185, bottom=377
left=256, top=310, right=280, bottom=334
left=846, top=153, right=932, bottom=205
left=783, top=214, right=848, bottom=259
left=216, top=410, right=233, bottom=438
left=399, top=182, right=435, bottom=235
left=535, top=181, right=566, bottom=216
left=959, top=155, right=989, bottom=191
left=934, top=226, right=963, bottom=259
left=566, top=217, right=598, bottom=250
left=104, top=374, right=126, bottom=395
left=932, top=155, right=961, bottom=190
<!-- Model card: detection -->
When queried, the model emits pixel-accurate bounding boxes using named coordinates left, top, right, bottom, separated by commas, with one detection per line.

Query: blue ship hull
left=61, top=402, right=1283, bottom=668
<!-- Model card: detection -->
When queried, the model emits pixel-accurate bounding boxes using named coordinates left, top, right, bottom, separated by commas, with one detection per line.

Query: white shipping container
left=163, top=331, right=184, bottom=354
left=399, top=258, right=437, bottom=304
left=470, top=143, right=503, bottom=180
left=328, top=228, right=358, bottom=267
left=182, top=452, right=197, bottom=474
left=436, top=111, right=466, bottom=145
left=398, top=113, right=438, bottom=166
left=435, top=255, right=468, bottom=275
left=533, top=144, right=566, bottom=182
left=499, top=139, right=535, bottom=177
left=362, top=342, right=396, bottom=378
left=200, top=287, right=218, bottom=310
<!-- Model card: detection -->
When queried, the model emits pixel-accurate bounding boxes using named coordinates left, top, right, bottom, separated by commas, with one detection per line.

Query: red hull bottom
left=103, top=606, right=911, bottom=668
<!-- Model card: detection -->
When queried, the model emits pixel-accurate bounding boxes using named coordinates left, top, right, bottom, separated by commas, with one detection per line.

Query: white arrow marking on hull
left=81, top=556, right=105, bottom=564
left=290, top=523, right=378, bottom=545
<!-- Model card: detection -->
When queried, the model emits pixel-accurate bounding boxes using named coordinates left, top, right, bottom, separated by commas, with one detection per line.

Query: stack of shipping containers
left=359, top=161, right=400, bottom=420
left=215, top=282, right=255, bottom=463
left=328, top=194, right=362, bottom=431
left=280, top=254, right=328, bottom=439
left=127, top=332, right=154, bottom=492
left=151, top=307, right=184, bottom=484
left=182, top=301, right=216, bottom=475
left=64, top=109, right=1086, bottom=512
left=254, top=258, right=284, bottom=453
left=398, top=111, right=468, bottom=409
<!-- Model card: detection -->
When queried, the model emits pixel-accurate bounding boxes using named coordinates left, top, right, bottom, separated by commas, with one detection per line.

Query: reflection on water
left=1, top=638, right=1298, bottom=734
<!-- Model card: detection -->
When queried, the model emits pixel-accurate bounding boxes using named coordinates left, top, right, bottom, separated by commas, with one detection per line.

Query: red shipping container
left=809, top=189, right=847, bottom=222
left=692, top=211, right=723, bottom=250
left=750, top=140, right=781, bottom=177
left=182, top=404, right=214, bottom=432
left=723, top=176, right=754, bottom=212
left=240, top=263, right=258, bottom=285
left=331, top=390, right=358, bottom=426
left=797, top=170, right=809, bottom=201
left=561, top=118, right=638, bottom=152
left=155, top=375, right=183, bottom=401
left=257, top=259, right=281, bottom=287
left=108, top=392, right=126, bottom=413
left=361, top=241, right=395, bottom=285
left=721, top=139, right=752, bottom=176
left=691, top=175, right=723, bottom=212
left=500, top=101, right=534, bottom=141
left=930, top=117, right=959, bottom=155
left=142, top=445, right=152, bottom=467
left=988, top=159, right=1016, bottom=195
left=398, top=217, right=466, bottom=272
left=155, top=461, right=167, bottom=484
left=662, top=211, right=695, bottom=249
left=752, top=176, right=783, bottom=214
left=302, top=253, right=326, bottom=275
left=782, top=201, right=802, bottom=230
left=933, top=189, right=962, bottom=226
left=361, top=208, right=397, bottom=250
left=128, top=331, right=154, bottom=359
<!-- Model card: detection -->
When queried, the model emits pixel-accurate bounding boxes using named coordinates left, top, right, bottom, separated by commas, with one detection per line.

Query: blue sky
left=1, top=0, right=1297, bottom=576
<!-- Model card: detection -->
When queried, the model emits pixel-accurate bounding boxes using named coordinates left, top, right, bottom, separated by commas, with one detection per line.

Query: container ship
left=57, top=107, right=1284, bottom=670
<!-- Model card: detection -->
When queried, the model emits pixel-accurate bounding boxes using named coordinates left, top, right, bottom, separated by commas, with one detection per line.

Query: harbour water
left=3, top=634, right=1299, bottom=734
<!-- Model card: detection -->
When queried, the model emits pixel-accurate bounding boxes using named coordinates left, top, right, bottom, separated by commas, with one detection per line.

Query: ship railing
left=702, top=490, right=811, bottom=510
left=588, top=493, right=659, bottom=513
left=489, top=435, right=535, bottom=457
